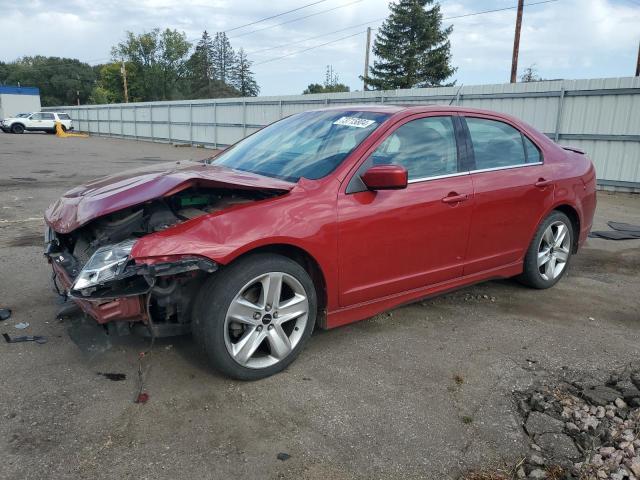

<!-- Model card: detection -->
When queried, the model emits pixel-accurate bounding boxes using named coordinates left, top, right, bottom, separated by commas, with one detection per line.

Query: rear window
left=41, top=113, right=55, bottom=120
left=57, top=113, right=71, bottom=120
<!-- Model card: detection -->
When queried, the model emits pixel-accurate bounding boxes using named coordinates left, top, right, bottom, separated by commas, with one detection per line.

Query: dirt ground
left=0, top=132, right=638, bottom=480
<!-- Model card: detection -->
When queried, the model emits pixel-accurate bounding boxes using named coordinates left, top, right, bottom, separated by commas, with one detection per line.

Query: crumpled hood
left=45, top=160, right=295, bottom=233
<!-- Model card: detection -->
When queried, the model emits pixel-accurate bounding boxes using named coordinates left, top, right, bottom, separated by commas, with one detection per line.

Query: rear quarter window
left=57, top=114, right=71, bottom=120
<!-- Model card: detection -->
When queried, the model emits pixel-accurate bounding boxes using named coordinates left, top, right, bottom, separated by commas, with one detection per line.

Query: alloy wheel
left=223, top=272, right=309, bottom=369
left=537, top=221, right=571, bottom=281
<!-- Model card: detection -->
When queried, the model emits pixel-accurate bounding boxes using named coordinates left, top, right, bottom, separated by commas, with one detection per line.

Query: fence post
left=120, top=105, right=123, bottom=137
left=242, top=101, right=247, bottom=138
left=213, top=102, right=218, bottom=149
left=133, top=105, right=138, bottom=140
left=107, top=105, right=112, bottom=137
left=279, top=100, right=283, bottom=119
left=167, top=105, right=172, bottom=144
left=554, top=83, right=566, bottom=142
left=150, top=106, right=154, bottom=142
left=189, top=103, right=193, bottom=146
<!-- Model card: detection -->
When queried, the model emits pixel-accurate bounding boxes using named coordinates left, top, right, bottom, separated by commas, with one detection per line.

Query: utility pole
left=635, top=41, right=640, bottom=77
left=510, top=0, right=524, bottom=83
left=121, top=60, right=129, bottom=103
left=363, top=27, right=372, bottom=91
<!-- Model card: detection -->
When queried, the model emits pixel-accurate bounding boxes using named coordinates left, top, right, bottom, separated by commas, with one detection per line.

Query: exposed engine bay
left=46, top=186, right=279, bottom=337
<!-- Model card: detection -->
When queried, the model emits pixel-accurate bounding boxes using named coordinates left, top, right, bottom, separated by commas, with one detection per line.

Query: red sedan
left=44, top=105, right=596, bottom=379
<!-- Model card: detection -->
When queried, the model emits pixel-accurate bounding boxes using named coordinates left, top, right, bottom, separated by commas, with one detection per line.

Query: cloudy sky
left=1, top=0, right=639, bottom=96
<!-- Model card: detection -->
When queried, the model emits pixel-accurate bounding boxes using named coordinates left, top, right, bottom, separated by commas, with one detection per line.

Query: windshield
left=212, top=110, right=389, bottom=182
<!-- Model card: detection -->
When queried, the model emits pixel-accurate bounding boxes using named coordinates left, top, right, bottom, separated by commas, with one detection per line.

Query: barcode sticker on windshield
left=333, top=117, right=376, bottom=128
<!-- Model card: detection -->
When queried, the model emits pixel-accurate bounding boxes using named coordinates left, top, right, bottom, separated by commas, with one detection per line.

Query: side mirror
left=361, top=165, right=408, bottom=191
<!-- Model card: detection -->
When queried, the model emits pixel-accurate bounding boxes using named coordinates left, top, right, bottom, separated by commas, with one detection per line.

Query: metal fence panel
left=45, top=76, right=640, bottom=191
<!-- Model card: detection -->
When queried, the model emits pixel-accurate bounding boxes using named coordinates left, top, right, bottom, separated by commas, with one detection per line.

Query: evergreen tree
left=211, top=32, right=236, bottom=85
left=365, top=0, right=456, bottom=90
left=231, top=49, right=259, bottom=97
left=186, top=31, right=216, bottom=96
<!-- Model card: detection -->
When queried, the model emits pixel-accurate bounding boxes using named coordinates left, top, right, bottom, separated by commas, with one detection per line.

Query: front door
left=337, top=115, right=474, bottom=307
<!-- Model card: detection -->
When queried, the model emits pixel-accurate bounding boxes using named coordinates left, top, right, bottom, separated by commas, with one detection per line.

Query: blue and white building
left=0, top=85, right=41, bottom=119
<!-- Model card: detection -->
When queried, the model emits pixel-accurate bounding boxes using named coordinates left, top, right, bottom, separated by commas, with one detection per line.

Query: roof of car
left=314, top=104, right=515, bottom=118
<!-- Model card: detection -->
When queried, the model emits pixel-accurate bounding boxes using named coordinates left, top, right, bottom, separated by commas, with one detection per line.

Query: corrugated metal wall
left=45, top=76, right=640, bottom=191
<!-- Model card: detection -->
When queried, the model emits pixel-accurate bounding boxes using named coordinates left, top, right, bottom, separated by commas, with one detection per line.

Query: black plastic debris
left=0, top=308, right=11, bottom=321
left=277, top=453, right=291, bottom=461
left=589, top=221, right=640, bottom=240
left=2, top=333, right=47, bottom=344
left=97, top=372, right=126, bottom=381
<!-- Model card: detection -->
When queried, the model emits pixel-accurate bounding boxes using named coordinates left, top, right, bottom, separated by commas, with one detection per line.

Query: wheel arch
left=226, top=243, right=329, bottom=328
left=551, top=203, right=581, bottom=253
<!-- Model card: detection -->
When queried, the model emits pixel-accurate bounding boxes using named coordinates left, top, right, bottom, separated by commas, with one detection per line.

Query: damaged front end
left=44, top=185, right=278, bottom=336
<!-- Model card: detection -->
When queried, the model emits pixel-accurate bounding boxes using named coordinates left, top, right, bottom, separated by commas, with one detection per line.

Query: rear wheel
left=192, top=253, right=316, bottom=380
left=11, top=124, right=24, bottom=134
left=519, top=211, right=573, bottom=289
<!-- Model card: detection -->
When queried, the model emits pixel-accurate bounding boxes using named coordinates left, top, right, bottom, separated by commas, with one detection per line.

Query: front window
left=367, top=116, right=459, bottom=180
left=212, top=110, right=389, bottom=182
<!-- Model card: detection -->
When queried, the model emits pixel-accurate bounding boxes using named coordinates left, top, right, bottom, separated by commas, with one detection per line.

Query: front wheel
left=192, top=254, right=317, bottom=380
left=519, top=211, right=573, bottom=289
left=11, top=124, right=24, bottom=134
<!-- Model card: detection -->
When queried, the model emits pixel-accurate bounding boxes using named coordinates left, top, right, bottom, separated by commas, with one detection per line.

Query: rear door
left=40, top=112, right=56, bottom=130
left=337, top=114, right=474, bottom=306
left=461, top=115, right=555, bottom=275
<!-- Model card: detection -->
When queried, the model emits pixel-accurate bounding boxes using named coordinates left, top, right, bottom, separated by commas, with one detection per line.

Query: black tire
left=192, top=253, right=317, bottom=380
left=518, top=211, right=574, bottom=289
left=11, top=124, right=24, bottom=134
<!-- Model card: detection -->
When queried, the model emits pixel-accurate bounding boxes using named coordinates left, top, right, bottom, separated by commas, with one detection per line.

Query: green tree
left=303, top=65, right=350, bottom=94
left=186, top=30, right=216, bottom=96
left=212, top=32, right=236, bottom=85
left=0, top=56, right=96, bottom=106
left=365, top=0, right=456, bottom=90
left=520, top=64, right=545, bottom=82
left=112, top=28, right=191, bottom=101
left=231, top=49, right=259, bottom=97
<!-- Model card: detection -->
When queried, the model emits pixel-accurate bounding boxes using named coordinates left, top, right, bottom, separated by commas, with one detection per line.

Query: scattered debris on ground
left=589, top=221, right=640, bottom=240
left=14, top=322, right=29, bottom=329
left=97, top=372, right=126, bottom=382
left=2, top=333, right=47, bottom=344
left=277, top=452, right=291, bottom=461
left=134, top=392, right=149, bottom=404
left=0, top=308, right=11, bottom=321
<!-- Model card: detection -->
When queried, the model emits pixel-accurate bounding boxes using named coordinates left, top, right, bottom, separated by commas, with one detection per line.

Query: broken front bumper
left=49, top=254, right=148, bottom=324
left=45, top=230, right=217, bottom=325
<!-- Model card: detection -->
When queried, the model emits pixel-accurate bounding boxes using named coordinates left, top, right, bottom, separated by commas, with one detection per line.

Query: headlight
left=72, top=239, right=136, bottom=291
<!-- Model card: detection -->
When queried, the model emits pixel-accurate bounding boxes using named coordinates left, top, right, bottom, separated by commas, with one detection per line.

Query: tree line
left=0, top=0, right=547, bottom=107
left=0, top=29, right=259, bottom=106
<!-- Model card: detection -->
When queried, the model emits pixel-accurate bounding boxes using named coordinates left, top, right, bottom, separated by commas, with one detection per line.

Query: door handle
left=535, top=178, right=553, bottom=188
left=442, top=193, right=469, bottom=204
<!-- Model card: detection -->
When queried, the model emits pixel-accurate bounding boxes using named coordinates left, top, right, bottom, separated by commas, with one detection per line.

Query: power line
left=254, top=31, right=366, bottom=65
left=253, top=0, right=560, bottom=66
left=230, top=0, right=365, bottom=39
left=247, top=18, right=383, bottom=55
left=225, top=0, right=332, bottom=33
